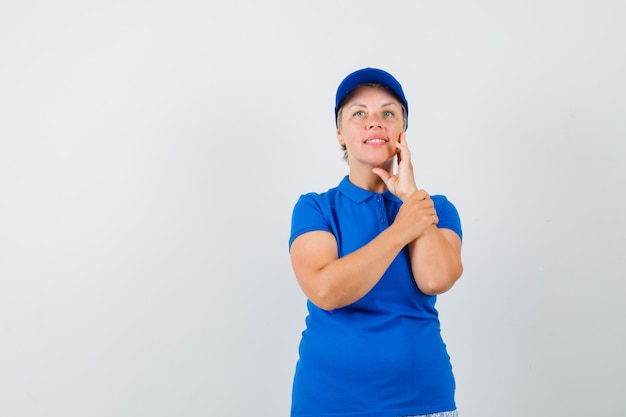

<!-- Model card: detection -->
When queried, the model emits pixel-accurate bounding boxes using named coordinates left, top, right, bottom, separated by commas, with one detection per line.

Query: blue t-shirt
left=289, top=176, right=462, bottom=417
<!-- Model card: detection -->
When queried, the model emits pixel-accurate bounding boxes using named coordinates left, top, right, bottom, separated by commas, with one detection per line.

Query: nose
left=366, top=114, right=383, bottom=129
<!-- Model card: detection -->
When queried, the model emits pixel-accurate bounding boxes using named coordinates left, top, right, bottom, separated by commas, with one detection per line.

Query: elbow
left=417, top=262, right=463, bottom=295
left=311, top=299, right=339, bottom=312
left=302, top=282, right=345, bottom=311
left=308, top=279, right=363, bottom=311
left=296, top=270, right=351, bottom=311
left=419, top=281, right=452, bottom=296
left=309, top=288, right=346, bottom=311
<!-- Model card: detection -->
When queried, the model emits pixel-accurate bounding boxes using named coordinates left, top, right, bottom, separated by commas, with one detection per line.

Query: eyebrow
left=348, top=102, right=400, bottom=109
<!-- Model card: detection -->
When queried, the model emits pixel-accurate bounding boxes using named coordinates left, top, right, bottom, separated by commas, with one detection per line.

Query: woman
left=288, top=67, right=463, bottom=417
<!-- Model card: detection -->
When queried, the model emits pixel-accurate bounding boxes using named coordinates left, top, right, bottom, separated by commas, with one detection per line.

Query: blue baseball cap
left=334, top=67, right=408, bottom=128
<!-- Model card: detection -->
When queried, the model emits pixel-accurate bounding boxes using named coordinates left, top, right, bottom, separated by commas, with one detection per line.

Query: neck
left=348, top=170, right=388, bottom=193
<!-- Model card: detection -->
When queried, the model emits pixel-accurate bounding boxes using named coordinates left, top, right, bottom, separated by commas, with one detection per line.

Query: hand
left=391, top=189, right=439, bottom=243
left=372, top=132, right=418, bottom=202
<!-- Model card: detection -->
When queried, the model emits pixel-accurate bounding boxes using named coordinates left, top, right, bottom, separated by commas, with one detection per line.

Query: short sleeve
left=433, top=195, right=463, bottom=241
left=289, top=193, right=332, bottom=249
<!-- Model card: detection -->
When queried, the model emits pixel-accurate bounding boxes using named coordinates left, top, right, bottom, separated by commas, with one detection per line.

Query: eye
left=384, top=110, right=394, bottom=117
left=353, top=110, right=365, bottom=118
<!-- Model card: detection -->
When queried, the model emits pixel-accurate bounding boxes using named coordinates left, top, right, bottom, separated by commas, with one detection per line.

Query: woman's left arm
left=372, top=132, right=463, bottom=294
left=409, top=226, right=463, bottom=295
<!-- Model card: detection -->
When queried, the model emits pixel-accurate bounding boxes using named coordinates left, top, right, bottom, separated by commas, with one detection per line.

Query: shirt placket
left=375, top=195, right=388, bottom=232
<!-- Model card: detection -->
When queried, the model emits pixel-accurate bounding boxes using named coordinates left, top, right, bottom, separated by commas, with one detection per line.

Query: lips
left=364, top=137, right=388, bottom=144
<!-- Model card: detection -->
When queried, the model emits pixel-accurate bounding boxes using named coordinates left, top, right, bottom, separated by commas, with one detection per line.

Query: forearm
left=311, top=227, right=409, bottom=310
left=409, top=226, right=463, bottom=295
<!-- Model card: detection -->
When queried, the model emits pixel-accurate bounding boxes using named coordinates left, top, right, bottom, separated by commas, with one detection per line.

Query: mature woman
left=288, top=67, right=463, bottom=417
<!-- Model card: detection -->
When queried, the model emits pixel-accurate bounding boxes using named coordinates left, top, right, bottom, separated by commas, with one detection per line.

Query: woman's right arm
left=289, top=226, right=410, bottom=311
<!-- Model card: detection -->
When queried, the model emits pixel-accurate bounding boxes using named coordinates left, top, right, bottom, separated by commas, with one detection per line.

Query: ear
left=336, top=128, right=345, bottom=146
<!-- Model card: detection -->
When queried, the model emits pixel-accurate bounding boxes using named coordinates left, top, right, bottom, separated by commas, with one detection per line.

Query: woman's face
left=336, top=85, right=405, bottom=168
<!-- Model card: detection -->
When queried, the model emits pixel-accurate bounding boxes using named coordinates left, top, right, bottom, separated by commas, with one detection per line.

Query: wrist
left=398, top=188, right=419, bottom=202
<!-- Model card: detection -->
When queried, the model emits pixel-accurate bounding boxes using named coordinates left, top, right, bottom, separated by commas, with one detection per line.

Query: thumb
left=372, top=167, right=393, bottom=185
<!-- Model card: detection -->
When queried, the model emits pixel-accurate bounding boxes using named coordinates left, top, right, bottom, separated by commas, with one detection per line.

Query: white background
left=1, top=1, right=625, bottom=416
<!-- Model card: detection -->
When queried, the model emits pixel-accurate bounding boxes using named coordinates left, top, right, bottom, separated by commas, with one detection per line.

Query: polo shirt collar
left=338, top=175, right=402, bottom=203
